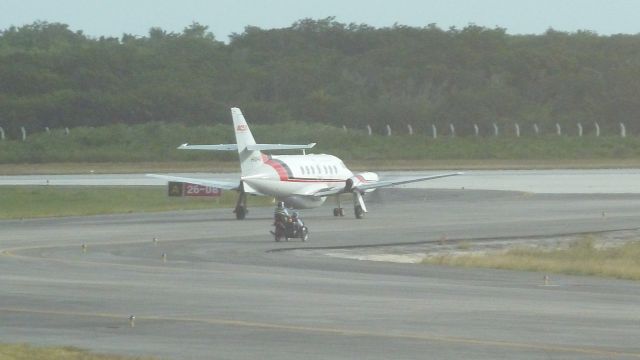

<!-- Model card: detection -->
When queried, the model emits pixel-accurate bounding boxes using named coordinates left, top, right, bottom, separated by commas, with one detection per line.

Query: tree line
left=1, top=18, right=640, bottom=137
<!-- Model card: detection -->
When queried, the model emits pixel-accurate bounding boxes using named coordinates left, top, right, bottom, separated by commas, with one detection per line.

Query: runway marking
left=1, top=307, right=639, bottom=358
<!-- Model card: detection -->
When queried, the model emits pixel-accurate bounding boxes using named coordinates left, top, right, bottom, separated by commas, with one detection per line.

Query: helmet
left=277, top=201, right=285, bottom=209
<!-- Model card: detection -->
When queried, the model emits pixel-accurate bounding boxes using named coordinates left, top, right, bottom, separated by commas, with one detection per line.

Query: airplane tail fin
left=231, top=107, right=263, bottom=176
left=177, top=108, right=315, bottom=178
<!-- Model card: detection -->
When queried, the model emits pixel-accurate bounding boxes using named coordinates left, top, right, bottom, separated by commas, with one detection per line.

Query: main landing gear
left=333, top=195, right=344, bottom=217
left=332, top=193, right=366, bottom=219
left=234, top=191, right=248, bottom=220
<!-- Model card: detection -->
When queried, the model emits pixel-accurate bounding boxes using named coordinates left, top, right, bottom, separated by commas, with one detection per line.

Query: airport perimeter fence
left=355, top=122, right=630, bottom=138
left=0, top=122, right=632, bottom=141
left=0, top=126, right=70, bottom=141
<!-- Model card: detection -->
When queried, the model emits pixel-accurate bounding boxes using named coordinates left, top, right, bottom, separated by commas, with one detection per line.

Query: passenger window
left=301, top=166, right=305, bottom=175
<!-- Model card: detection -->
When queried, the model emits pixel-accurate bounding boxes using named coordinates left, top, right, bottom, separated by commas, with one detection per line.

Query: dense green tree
left=2, top=19, right=640, bottom=138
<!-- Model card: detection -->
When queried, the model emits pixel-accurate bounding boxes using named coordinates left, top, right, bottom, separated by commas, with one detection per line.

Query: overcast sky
left=1, top=0, right=640, bottom=41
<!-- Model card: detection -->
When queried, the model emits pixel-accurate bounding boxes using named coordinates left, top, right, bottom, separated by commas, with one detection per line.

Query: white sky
left=1, top=0, right=639, bottom=41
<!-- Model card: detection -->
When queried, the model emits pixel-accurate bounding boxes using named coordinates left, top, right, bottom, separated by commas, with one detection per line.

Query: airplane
left=149, top=107, right=462, bottom=219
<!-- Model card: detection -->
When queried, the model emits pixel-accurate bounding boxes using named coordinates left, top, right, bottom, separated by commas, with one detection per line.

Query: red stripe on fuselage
left=263, top=157, right=290, bottom=181
left=283, top=178, right=345, bottom=183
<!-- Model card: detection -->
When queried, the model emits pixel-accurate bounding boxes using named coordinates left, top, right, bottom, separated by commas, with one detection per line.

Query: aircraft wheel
left=354, top=205, right=364, bottom=219
left=333, top=208, right=339, bottom=217
left=339, top=208, right=345, bottom=217
left=235, top=206, right=247, bottom=220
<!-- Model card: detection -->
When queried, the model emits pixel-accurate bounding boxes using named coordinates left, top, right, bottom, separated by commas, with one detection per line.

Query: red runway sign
left=168, top=182, right=221, bottom=197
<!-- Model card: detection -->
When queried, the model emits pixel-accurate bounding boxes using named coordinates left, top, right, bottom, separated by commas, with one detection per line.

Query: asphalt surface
left=1, top=188, right=640, bottom=359
left=3, top=169, right=640, bottom=193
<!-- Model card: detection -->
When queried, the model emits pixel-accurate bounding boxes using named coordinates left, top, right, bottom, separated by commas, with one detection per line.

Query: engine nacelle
left=344, top=172, right=379, bottom=192
left=280, top=195, right=326, bottom=209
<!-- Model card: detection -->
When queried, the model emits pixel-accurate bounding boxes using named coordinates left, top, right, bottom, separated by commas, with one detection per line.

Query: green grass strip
left=0, top=343, right=155, bottom=359
left=423, top=238, right=640, bottom=280
left=0, top=186, right=271, bottom=219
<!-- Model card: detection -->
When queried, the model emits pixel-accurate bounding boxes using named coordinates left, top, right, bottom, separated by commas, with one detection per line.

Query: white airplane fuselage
left=241, top=153, right=356, bottom=209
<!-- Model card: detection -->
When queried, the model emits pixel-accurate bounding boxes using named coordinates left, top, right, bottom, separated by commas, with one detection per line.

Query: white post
left=431, top=124, right=437, bottom=139
left=473, top=124, right=479, bottom=137
left=594, top=122, right=600, bottom=137
left=493, top=123, right=499, bottom=137
left=21, top=127, right=27, bottom=141
left=556, top=123, right=562, bottom=136
left=449, top=123, right=455, bottom=137
left=407, top=124, right=413, bottom=135
left=533, top=123, right=539, bottom=136
left=366, top=124, right=372, bottom=136
left=342, top=125, right=347, bottom=133
left=620, top=123, right=626, bottom=138
left=577, top=123, right=583, bottom=137
left=0, top=127, right=4, bottom=140
left=386, top=124, right=392, bottom=136
left=45, top=127, right=50, bottom=134
left=64, top=127, right=70, bottom=135
left=514, top=123, right=520, bottom=137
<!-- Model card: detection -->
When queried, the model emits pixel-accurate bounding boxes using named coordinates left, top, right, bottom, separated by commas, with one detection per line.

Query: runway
left=2, top=168, right=640, bottom=193
left=2, top=186, right=640, bottom=359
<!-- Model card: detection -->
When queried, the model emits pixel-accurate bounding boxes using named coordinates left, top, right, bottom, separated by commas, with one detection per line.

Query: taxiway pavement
left=1, top=188, right=640, bottom=359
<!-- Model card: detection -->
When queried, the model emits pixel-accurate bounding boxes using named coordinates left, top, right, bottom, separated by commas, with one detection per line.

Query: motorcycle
left=271, top=215, right=308, bottom=242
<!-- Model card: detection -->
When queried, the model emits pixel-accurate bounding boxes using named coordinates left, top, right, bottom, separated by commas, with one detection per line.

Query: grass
left=0, top=343, right=155, bottom=359
left=423, top=237, right=640, bottom=281
left=1, top=122, right=640, bottom=166
left=0, top=186, right=272, bottom=219
left=0, top=161, right=234, bottom=175
left=456, top=241, right=472, bottom=250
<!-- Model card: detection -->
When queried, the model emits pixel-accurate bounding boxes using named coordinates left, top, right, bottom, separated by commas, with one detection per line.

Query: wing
left=176, top=143, right=316, bottom=151
left=356, top=172, right=463, bottom=191
left=311, top=172, right=463, bottom=197
left=146, top=174, right=240, bottom=190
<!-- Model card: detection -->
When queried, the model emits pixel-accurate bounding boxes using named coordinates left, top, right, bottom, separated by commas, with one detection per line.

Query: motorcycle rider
left=274, top=201, right=290, bottom=224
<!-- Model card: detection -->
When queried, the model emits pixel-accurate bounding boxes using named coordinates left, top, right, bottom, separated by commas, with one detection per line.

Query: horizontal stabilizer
left=246, top=143, right=316, bottom=151
left=177, top=144, right=237, bottom=151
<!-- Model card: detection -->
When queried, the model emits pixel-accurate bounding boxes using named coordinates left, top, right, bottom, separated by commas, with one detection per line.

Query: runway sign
left=168, top=181, right=221, bottom=197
